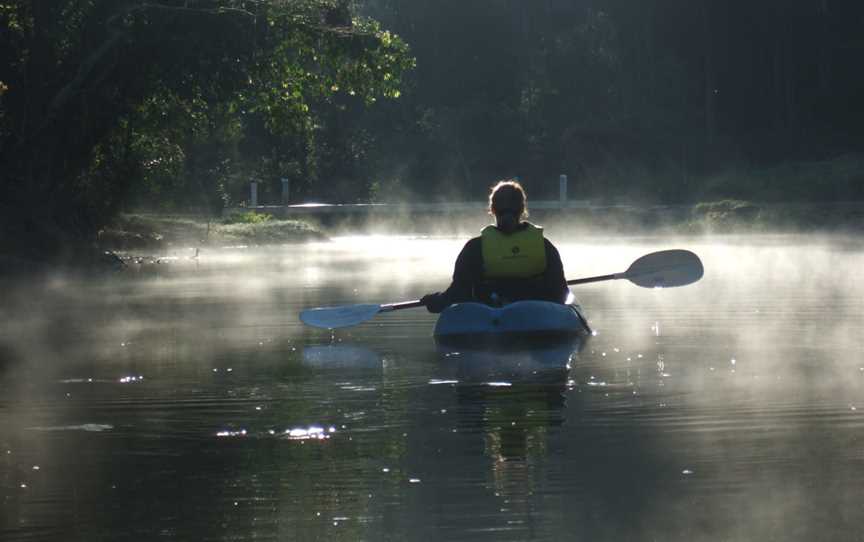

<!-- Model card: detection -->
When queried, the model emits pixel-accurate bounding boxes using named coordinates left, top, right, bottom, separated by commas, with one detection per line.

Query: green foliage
left=248, top=5, right=413, bottom=134
left=0, top=0, right=413, bottom=256
left=118, top=1, right=414, bottom=210
left=222, top=211, right=273, bottom=225
left=216, top=219, right=324, bottom=244
left=106, top=213, right=324, bottom=249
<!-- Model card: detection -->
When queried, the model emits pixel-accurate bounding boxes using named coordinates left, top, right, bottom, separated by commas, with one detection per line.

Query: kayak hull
left=433, top=300, right=590, bottom=346
left=432, top=301, right=591, bottom=380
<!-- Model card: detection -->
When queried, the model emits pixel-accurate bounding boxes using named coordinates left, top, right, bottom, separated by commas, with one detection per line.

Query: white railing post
left=250, top=181, right=258, bottom=208
left=559, top=174, right=568, bottom=208
left=281, top=178, right=291, bottom=205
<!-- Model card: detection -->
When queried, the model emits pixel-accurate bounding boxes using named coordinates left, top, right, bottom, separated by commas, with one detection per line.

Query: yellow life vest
left=480, top=223, right=547, bottom=279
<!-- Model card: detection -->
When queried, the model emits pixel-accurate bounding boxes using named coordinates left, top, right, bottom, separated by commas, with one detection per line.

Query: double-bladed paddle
left=299, top=249, right=703, bottom=329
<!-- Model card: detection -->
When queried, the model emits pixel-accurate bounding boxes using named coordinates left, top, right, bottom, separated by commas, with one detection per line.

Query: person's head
left=488, top=180, right=528, bottom=232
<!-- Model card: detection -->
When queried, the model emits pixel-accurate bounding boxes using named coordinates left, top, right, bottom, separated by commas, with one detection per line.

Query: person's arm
left=542, top=239, right=569, bottom=303
left=421, top=238, right=482, bottom=313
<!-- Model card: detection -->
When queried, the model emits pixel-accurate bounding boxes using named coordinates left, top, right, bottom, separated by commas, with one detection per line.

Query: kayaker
left=421, top=180, right=569, bottom=313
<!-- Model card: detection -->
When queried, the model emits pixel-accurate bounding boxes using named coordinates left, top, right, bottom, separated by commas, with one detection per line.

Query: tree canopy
left=0, top=0, right=413, bottom=259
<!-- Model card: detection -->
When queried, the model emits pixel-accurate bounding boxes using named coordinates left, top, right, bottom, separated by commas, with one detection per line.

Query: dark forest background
left=2, top=0, right=863, bottom=260
left=357, top=0, right=864, bottom=204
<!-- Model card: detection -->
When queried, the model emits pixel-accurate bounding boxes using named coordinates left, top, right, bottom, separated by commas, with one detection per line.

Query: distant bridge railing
left=225, top=199, right=593, bottom=218
left=226, top=174, right=589, bottom=218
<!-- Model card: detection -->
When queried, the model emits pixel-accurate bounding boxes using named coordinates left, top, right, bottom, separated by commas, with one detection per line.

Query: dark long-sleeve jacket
left=426, top=226, right=568, bottom=312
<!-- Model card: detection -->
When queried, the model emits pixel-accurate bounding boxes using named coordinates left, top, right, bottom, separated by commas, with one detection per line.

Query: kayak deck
left=433, top=300, right=591, bottom=347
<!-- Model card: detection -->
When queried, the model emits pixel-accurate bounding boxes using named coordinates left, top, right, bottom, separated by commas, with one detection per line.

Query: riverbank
left=287, top=199, right=864, bottom=236
left=1, top=202, right=860, bottom=278
left=97, top=213, right=327, bottom=252
left=0, top=213, right=328, bottom=277
left=559, top=200, right=864, bottom=235
left=684, top=200, right=864, bottom=234
left=0, top=213, right=327, bottom=276
left=101, top=202, right=864, bottom=251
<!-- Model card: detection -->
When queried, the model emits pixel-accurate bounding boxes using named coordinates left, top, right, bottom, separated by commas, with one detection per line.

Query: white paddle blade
left=624, top=249, right=704, bottom=288
left=300, top=304, right=383, bottom=329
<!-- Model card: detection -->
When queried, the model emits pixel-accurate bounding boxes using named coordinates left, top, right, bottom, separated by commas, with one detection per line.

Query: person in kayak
left=421, top=180, right=569, bottom=313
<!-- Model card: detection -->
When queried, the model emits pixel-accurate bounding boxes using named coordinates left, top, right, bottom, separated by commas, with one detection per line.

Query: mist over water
left=1, top=233, right=863, bottom=541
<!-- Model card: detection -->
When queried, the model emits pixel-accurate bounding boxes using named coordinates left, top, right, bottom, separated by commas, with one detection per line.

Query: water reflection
left=1, top=235, right=864, bottom=540
left=457, top=380, right=567, bottom=491
left=438, top=339, right=585, bottom=383
left=301, top=344, right=383, bottom=370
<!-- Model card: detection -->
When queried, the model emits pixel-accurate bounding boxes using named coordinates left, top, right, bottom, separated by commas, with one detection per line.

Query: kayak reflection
left=432, top=303, right=590, bottom=513
left=437, top=337, right=586, bottom=383
left=451, top=371, right=575, bottom=516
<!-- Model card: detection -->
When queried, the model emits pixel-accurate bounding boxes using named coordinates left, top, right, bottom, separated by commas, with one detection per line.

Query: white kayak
left=433, top=300, right=591, bottom=343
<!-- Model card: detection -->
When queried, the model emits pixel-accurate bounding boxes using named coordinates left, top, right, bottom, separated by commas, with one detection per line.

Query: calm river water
left=1, top=233, right=863, bottom=541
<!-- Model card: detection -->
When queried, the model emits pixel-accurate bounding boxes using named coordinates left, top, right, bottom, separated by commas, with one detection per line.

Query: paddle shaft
left=381, top=275, right=622, bottom=311
left=384, top=257, right=685, bottom=308
left=567, top=273, right=621, bottom=286
left=381, top=300, right=425, bottom=312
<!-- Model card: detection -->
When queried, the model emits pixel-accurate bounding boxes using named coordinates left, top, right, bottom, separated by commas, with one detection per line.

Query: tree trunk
left=702, top=0, right=716, bottom=146
left=645, top=2, right=657, bottom=104
left=783, top=15, right=797, bottom=131
left=24, top=2, right=55, bottom=190
left=817, top=0, right=832, bottom=97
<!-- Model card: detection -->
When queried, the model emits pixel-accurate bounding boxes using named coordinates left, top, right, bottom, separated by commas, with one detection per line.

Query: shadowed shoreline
left=1, top=200, right=862, bottom=278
